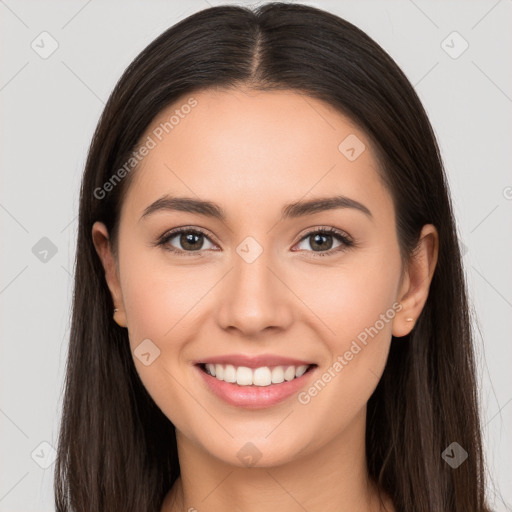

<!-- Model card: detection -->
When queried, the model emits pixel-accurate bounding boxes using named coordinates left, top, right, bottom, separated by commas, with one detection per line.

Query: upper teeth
left=205, top=363, right=310, bottom=387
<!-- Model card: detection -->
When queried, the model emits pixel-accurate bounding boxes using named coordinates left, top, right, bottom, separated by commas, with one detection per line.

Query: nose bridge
left=216, top=236, right=292, bottom=334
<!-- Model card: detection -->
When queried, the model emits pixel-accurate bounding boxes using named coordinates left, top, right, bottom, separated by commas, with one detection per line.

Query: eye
left=156, top=225, right=354, bottom=258
left=157, top=227, right=217, bottom=256
left=293, top=227, right=353, bottom=257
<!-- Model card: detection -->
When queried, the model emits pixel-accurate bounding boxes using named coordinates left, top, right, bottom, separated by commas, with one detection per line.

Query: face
left=93, top=87, right=430, bottom=469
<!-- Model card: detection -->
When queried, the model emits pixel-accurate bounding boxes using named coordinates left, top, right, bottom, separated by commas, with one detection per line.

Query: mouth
left=196, top=362, right=318, bottom=387
left=194, top=362, right=319, bottom=409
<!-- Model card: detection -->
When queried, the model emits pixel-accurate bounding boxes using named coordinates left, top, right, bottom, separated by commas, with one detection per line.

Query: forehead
left=121, top=87, right=392, bottom=226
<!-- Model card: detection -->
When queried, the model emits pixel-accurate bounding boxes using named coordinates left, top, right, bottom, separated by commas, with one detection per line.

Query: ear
left=91, top=221, right=127, bottom=328
left=392, top=224, right=439, bottom=337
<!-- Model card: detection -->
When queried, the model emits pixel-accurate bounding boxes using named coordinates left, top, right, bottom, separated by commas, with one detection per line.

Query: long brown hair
left=54, top=3, right=490, bottom=511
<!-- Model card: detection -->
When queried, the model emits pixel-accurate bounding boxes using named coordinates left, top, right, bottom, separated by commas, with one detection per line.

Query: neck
left=162, top=407, right=393, bottom=512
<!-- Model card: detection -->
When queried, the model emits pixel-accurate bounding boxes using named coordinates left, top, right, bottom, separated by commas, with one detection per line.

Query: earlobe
left=112, top=308, right=127, bottom=328
left=91, top=221, right=127, bottom=328
left=392, top=224, right=439, bottom=338
left=392, top=306, right=416, bottom=338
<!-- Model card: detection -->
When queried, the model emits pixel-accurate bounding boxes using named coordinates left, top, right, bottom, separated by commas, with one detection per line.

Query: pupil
left=181, top=233, right=202, bottom=250
left=311, top=233, right=332, bottom=251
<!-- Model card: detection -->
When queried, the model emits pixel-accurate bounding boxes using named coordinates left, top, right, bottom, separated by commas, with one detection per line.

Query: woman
left=54, top=3, right=491, bottom=511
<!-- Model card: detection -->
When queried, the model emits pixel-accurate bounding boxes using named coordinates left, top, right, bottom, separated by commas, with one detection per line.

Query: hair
left=54, top=3, right=491, bottom=511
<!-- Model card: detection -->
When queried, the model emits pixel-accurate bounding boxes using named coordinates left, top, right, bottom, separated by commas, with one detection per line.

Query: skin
left=92, top=87, right=438, bottom=512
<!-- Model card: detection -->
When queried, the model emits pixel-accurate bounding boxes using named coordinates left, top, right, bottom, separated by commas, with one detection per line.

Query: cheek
left=296, top=253, right=401, bottom=342
left=120, top=246, right=213, bottom=345
left=292, top=251, right=401, bottom=398
left=118, top=253, right=206, bottom=429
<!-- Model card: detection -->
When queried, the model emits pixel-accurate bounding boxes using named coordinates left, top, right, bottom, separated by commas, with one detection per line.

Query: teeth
left=204, top=363, right=311, bottom=386
left=295, top=365, right=308, bottom=378
left=237, top=366, right=254, bottom=386
left=284, top=366, right=295, bottom=381
left=271, top=366, right=284, bottom=384
left=223, top=364, right=236, bottom=383
left=253, top=367, right=271, bottom=386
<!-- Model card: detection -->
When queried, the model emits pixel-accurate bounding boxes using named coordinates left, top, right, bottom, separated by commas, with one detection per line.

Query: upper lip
left=195, top=354, right=316, bottom=369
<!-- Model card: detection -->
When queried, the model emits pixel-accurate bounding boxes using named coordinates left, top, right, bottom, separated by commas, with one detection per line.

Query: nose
left=216, top=246, right=294, bottom=337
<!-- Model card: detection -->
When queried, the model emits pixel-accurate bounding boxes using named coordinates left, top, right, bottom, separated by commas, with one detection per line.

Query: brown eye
left=177, top=232, right=205, bottom=251
left=159, top=228, right=216, bottom=254
left=294, top=227, right=353, bottom=256
left=307, top=232, right=335, bottom=251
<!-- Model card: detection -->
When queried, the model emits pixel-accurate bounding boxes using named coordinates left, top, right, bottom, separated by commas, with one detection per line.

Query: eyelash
left=155, top=226, right=354, bottom=258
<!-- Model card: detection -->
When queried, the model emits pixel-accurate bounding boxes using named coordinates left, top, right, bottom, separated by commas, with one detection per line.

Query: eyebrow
left=139, top=194, right=372, bottom=222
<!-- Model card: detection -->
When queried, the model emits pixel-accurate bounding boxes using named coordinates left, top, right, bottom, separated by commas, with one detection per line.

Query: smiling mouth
left=197, top=362, right=317, bottom=387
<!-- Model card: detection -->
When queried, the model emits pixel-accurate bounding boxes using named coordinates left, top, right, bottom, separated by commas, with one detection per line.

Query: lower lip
left=195, top=364, right=317, bottom=409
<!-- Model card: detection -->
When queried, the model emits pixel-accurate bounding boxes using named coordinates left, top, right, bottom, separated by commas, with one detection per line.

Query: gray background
left=1, top=0, right=511, bottom=510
